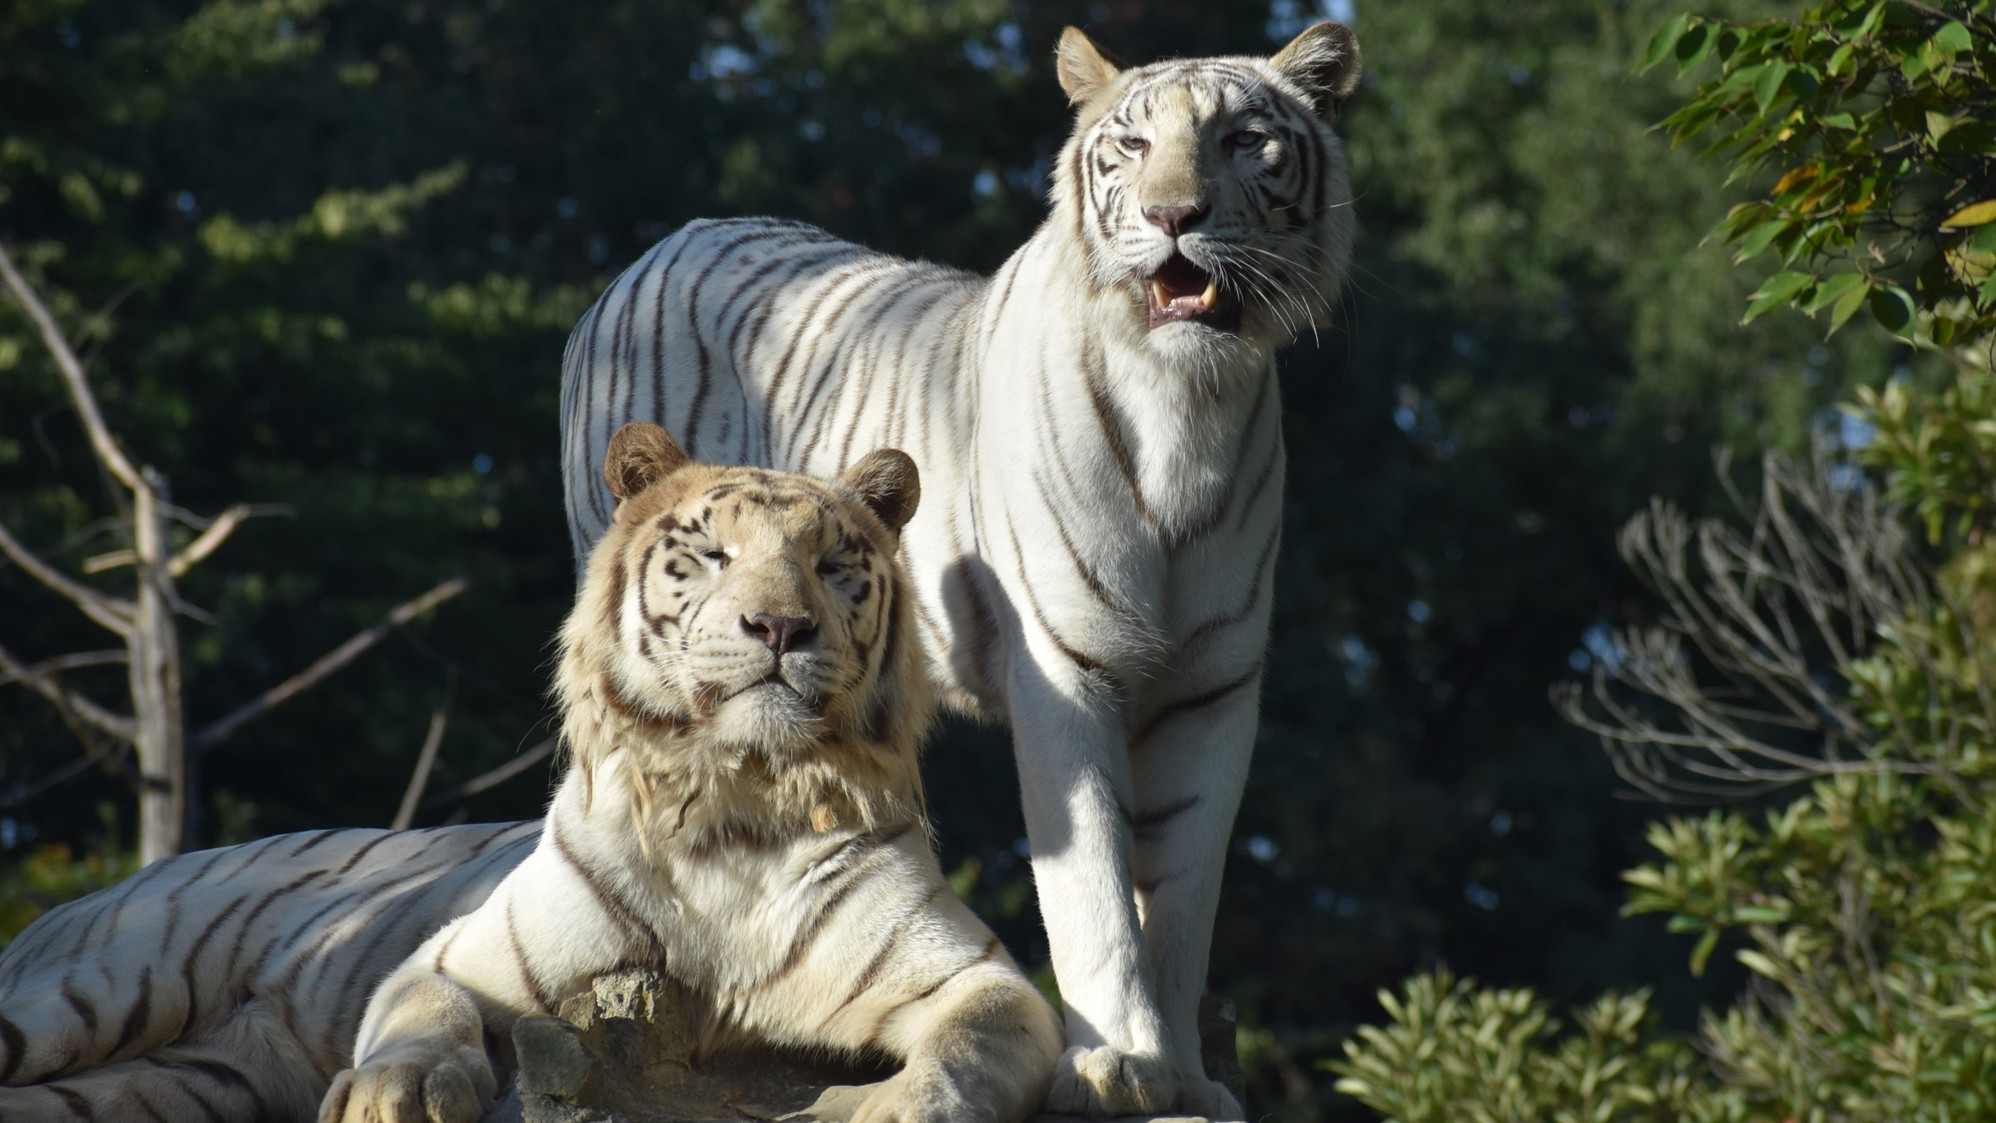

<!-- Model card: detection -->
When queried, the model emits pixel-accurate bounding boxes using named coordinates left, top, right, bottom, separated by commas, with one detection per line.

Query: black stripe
left=1132, top=664, right=1263, bottom=747
left=1003, top=515, right=1118, bottom=692
left=49, top=1085, right=95, bottom=1121
left=1082, top=344, right=1157, bottom=531
left=331, top=832, right=397, bottom=878
left=865, top=937, right=1000, bottom=1048
left=108, top=966, right=153, bottom=1059
left=130, top=1089, right=170, bottom=1123
left=506, top=899, right=555, bottom=1014
left=224, top=868, right=329, bottom=969
left=756, top=847, right=896, bottom=988
left=1130, top=795, right=1201, bottom=837
left=156, top=847, right=235, bottom=956
left=0, top=1012, right=26, bottom=1082
left=59, top=975, right=98, bottom=1036
left=287, top=828, right=345, bottom=858
left=1184, top=522, right=1280, bottom=651
left=819, top=884, right=947, bottom=1029
left=548, top=819, right=663, bottom=963
left=577, top=300, right=613, bottom=529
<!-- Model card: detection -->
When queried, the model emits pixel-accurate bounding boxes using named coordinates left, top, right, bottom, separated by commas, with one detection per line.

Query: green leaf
left=1930, top=20, right=1972, bottom=55
left=1642, top=13, right=1692, bottom=71
left=1689, top=928, right=1720, bottom=977
left=1942, top=200, right=1996, bottom=229
left=1803, top=272, right=1866, bottom=314
left=1733, top=218, right=1789, bottom=262
left=1742, top=269, right=1815, bottom=322
left=1827, top=41, right=1856, bottom=76
left=1828, top=281, right=1869, bottom=333
left=1856, top=1, right=1887, bottom=39
left=1674, top=23, right=1713, bottom=73
left=1753, top=62, right=1794, bottom=113
left=1869, top=285, right=1915, bottom=336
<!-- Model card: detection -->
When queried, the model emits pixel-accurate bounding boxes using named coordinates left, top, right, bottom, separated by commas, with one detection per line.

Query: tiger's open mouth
left=1146, top=253, right=1241, bottom=332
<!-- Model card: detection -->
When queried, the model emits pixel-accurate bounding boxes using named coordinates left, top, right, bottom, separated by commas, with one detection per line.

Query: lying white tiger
left=0, top=423, right=1062, bottom=1123
left=561, top=22, right=1361, bottom=1118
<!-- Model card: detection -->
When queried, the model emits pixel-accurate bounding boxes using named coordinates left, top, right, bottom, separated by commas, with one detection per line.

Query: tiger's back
left=0, top=821, right=538, bottom=1120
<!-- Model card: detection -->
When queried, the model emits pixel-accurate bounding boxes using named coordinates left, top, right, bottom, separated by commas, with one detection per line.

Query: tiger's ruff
left=561, top=23, right=1361, bottom=1119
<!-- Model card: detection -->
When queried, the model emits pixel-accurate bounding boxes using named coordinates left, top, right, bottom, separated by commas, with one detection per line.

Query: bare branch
left=0, top=640, right=137, bottom=739
left=0, top=242, right=144, bottom=490
left=192, top=577, right=470, bottom=753
left=392, top=674, right=455, bottom=830
left=84, top=503, right=296, bottom=575
left=420, top=736, right=556, bottom=809
left=0, top=520, right=134, bottom=634
left=1558, top=445, right=1933, bottom=798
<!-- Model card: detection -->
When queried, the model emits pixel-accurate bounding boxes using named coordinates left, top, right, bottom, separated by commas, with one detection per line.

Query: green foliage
left=1857, top=374, right=1996, bottom=543
left=1338, top=5, right=1996, bottom=1119
left=0, top=807, right=137, bottom=947
left=1643, top=0, right=1996, bottom=347
left=1328, top=971, right=1712, bottom=1123
left=1336, top=428, right=1996, bottom=1118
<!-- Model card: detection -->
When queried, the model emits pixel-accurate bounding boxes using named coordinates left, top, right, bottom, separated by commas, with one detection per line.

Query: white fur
left=560, top=28, right=1358, bottom=1119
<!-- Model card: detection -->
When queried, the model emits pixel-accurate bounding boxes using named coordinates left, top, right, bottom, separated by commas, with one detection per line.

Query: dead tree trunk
left=1, top=241, right=466, bottom=865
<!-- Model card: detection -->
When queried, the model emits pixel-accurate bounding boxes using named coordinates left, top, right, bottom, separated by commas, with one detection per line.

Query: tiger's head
left=558, top=423, right=932, bottom=825
left=1053, top=22, right=1361, bottom=366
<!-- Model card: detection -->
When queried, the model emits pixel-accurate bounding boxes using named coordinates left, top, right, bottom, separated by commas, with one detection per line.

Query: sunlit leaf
left=1942, top=200, right=1996, bottom=229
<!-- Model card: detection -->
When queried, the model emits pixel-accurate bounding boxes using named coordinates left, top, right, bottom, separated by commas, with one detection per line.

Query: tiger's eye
left=700, top=549, right=729, bottom=569
left=1116, top=135, right=1150, bottom=158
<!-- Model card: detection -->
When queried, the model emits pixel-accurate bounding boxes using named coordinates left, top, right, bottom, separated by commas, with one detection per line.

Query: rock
left=483, top=968, right=1244, bottom=1123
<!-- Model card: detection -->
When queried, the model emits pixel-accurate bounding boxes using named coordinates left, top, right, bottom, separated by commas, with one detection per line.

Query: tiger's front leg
left=317, top=966, right=495, bottom=1123
left=1128, top=674, right=1261, bottom=1122
left=1005, top=651, right=1180, bottom=1116
left=319, top=842, right=622, bottom=1123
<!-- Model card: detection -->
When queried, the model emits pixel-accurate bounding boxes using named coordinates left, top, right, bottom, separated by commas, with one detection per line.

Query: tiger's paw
left=317, top=1045, right=495, bottom=1123
left=794, top=1067, right=971, bottom=1123
left=1043, top=1045, right=1179, bottom=1116
left=1178, top=1073, right=1244, bottom=1121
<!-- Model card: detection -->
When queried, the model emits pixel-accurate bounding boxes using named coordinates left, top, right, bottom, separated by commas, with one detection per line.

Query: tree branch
left=419, top=736, right=557, bottom=809
left=0, top=242, right=145, bottom=490
left=392, top=673, right=455, bottom=830
left=191, top=577, right=469, bottom=753
left=0, top=519, right=135, bottom=634
left=0, top=640, right=137, bottom=740
left=84, top=503, right=296, bottom=576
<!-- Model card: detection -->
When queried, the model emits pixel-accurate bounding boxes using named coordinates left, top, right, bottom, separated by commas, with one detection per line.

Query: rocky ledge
left=481, top=968, right=1243, bottom=1123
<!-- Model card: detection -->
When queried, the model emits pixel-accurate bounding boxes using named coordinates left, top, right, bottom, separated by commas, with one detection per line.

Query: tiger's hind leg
left=0, top=997, right=327, bottom=1122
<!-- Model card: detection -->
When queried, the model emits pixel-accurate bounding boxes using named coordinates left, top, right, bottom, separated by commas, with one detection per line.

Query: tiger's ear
left=1056, top=26, right=1125, bottom=105
left=841, top=450, right=921, bottom=535
left=1270, top=22, right=1362, bottom=120
left=604, top=422, right=690, bottom=502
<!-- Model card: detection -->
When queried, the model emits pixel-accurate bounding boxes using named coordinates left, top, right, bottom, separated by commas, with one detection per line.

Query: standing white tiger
left=561, top=24, right=1360, bottom=1118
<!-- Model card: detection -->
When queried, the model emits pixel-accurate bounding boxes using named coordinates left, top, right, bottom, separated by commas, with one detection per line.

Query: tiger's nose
left=742, top=613, right=816, bottom=655
left=1143, top=203, right=1209, bottom=237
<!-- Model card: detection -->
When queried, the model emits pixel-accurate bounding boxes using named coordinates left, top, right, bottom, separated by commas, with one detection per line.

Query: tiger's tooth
left=1200, top=279, right=1218, bottom=308
left=1152, top=280, right=1171, bottom=307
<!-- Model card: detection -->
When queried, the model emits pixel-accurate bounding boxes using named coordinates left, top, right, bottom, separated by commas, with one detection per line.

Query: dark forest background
left=0, top=0, right=1908, bottom=1116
